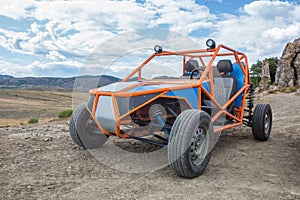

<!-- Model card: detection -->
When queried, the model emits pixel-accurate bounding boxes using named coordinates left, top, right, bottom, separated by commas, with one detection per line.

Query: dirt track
left=0, top=93, right=299, bottom=199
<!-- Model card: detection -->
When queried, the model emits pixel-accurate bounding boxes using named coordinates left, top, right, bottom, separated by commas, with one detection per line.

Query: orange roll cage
left=88, top=44, right=251, bottom=138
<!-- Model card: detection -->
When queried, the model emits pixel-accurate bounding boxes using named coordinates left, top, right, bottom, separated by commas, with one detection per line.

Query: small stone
left=288, top=79, right=294, bottom=87
left=44, top=137, right=53, bottom=142
left=239, top=148, right=247, bottom=151
left=266, top=173, right=277, bottom=178
left=47, top=184, right=55, bottom=189
left=290, top=191, right=299, bottom=196
left=27, top=185, right=33, bottom=190
left=62, top=128, right=69, bottom=132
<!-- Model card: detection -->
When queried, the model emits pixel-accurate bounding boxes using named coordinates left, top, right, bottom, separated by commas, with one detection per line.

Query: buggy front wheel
left=168, top=109, right=213, bottom=178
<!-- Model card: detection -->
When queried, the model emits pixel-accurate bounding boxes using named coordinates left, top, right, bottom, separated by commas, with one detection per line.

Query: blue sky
left=0, top=0, right=299, bottom=77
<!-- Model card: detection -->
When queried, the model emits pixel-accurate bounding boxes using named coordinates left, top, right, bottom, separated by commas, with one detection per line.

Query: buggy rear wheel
left=168, top=109, right=213, bottom=178
left=252, top=103, right=272, bottom=141
left=69, top=103, right=108, bottom=149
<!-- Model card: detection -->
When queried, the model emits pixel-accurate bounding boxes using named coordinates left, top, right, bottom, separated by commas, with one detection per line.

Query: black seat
left=216, top=60, right=237, bottom=99
left=202, top=60, right=237, bottom=124
left=185, top=60, right=199, bottom=72
left=180, top=60, right=200, bottom=79
left=214, top=60, right=237, bottom=112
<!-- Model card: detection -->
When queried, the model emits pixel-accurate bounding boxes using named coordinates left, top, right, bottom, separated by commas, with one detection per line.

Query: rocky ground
left=0, top=92, right=299, bottom=200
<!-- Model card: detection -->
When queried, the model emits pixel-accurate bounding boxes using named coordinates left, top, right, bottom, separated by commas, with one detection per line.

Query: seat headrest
left=185, top=60, right=199, bottom=72
left=217, top=60, right=233, bottom=73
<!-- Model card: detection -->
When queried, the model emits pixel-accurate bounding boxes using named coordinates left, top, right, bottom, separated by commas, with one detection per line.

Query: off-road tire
left=252, top=103, right=272, bottom=141
left=69, top=103, right=108, bottom=149
left=168, top=109, right=213, bottom=178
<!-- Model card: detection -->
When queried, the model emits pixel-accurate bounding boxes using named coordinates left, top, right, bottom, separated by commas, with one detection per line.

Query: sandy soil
left=0, top=92, right=299, bottom=199
left=0, top=89, right=87, bottom=126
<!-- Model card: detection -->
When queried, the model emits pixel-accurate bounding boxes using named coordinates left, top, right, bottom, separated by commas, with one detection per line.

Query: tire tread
left=168, top=109, right=212, bottom=178
left=252, top=103, right=272, bottom=141
left=69, top=104, right=86, bottom=147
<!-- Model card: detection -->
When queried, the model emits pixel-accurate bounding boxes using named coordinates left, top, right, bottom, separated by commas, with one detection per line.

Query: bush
left=284, top=87, right=297, bottom=93
left=58, top=109, right=73, bottom=118
left=28, top=117, right=38, bottom=124
left=250, top=57, right=279, bottom=88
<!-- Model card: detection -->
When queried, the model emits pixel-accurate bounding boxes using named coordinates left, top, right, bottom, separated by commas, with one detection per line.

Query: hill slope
left=0, top=75, right=120, bottom=91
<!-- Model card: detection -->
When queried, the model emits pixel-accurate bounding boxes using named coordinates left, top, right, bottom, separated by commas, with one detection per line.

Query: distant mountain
left=0, top=75, right=120, bottom=91
left=0, top=75, right=14, bottom=79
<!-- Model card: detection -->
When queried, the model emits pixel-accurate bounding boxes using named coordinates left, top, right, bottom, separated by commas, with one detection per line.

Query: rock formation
left=262, top=61, right=271, bottom=81
left=257, top=60, right=271, bottom=92
left=275, top=38, right=300, bottom=87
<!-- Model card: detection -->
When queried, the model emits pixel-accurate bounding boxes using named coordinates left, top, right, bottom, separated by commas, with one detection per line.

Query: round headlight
left=206, top=39, right=216, bottom=49
left=154, top=45, right=162, bottom=53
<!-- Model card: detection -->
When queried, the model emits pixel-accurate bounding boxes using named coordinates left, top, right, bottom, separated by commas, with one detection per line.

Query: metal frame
left=87, top=44, right=251, bottom=139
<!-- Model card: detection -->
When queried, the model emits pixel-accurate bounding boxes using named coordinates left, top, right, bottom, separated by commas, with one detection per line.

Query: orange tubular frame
left=88, top=44, right=251, bottom=137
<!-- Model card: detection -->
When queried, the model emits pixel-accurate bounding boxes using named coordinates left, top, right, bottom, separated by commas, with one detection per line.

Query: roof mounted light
left=154, top=45, right=162, bottom=53
left=206, top=39, right=216, bottom=49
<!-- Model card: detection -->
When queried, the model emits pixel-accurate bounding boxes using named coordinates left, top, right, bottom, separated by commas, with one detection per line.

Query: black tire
left=168, top=109, right=213, bottom=178
left=252, top=103, right=272, bottom=141
left=69, top=103, right=108, bottom=149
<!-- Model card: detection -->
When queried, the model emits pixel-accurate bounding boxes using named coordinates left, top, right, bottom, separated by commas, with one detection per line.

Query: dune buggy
left=70, top=39, right=272, bottom=178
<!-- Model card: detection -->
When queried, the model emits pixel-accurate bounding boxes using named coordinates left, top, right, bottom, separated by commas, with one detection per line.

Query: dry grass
left=0, top=88, right=88, bottom=126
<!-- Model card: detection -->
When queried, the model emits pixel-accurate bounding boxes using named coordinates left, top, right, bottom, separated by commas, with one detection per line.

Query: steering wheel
left=190, top=68, right=203, bottom=79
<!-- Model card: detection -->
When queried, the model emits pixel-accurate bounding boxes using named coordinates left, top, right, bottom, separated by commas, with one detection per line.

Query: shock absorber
left=243, top=84, right=255, bottom=127
left=149, top=104, right=170, bottom=137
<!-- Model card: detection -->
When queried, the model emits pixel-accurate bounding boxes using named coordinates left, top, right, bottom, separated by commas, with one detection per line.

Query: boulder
left=275, top=38, right=300, bottom=87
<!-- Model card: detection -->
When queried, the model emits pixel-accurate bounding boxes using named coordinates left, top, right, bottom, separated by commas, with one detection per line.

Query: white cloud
left=147, top=0, right=216, bottom=34
left=262, top=23, right=300, bottom=41
left=243, top=0, right=299, bottom=21
left=46, top=51, right=66, bottom=61
left=211, top=0, right=300, bottom=62
left=0, top=0, right=214, bottom=68
left=0, top=60, right=34, bottom=77
left=28, top=60, right=82, bottom=70
left=0, top=0, right=35, bottom=20
left=0, top=0, right=299, bottom=77
left=30, top=22, right=39, bottom=33
left=0, top=28, right=29, bottom=54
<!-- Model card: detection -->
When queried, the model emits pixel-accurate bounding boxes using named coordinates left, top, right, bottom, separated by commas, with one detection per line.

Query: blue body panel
left=166, top=88, right=199, bottom=109
left=231, top=62, right=245, bottom=107
left=126, top=81, right=211, bottom=109
left=127, top=84, right=165, bottom=92
left=165, top=81, right=211, bottom=109
left=202, top=81, right=210, bottom=93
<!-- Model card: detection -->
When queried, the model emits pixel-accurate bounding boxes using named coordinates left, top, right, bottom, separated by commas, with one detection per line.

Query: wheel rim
left=190, top=127, right=207, bottom=166
left=264, top=112, right=271, bottom=135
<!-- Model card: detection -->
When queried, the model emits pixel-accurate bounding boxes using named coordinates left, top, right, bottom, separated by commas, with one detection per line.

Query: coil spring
left=247, top=85, right=255, bottom=111
left=243, top=84, right=255, bottom=126
left=149, top=104, right=165, bottom=119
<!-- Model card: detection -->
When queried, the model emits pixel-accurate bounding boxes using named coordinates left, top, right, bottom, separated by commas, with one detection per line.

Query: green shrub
left=58, top=109, right=73, bottom=118
left=28, top=117, right=38, bottom=124
left=285, top=87, right=297, bottom=93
